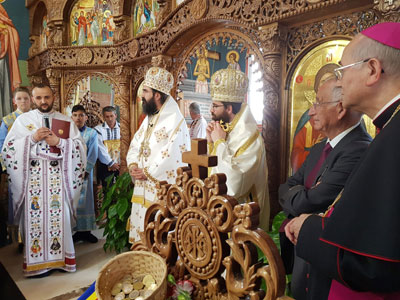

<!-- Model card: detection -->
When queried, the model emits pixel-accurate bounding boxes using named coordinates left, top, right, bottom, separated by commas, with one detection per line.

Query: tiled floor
left=0, top=230, right=115, bottom=300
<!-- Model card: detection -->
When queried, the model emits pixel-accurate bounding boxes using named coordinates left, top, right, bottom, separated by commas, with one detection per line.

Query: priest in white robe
left=127, top=66, right=190, bottom=243
left=207, top=68, right=270, bottom=231
left=2, top=84, right=86, bottom=277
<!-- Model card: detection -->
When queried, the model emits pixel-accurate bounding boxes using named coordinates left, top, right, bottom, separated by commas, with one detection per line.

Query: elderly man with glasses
left=279, top=77, right=371, bottom=300
left=286, top=22, right=400, bottom=299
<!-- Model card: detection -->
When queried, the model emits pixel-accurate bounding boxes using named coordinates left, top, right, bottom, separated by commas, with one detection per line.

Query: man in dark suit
left=279, top=78, right=372, bottom=300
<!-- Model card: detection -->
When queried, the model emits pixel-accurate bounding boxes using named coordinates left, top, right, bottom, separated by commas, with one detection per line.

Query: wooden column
left=114, top=65, right=132, bottom=173
left=258, top=23, right=287, bottom=222
left=46, top=69, right=62, bottom=112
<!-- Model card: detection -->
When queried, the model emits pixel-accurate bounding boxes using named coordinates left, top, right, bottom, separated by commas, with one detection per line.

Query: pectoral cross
left=182, top=139, right=217, bottom=180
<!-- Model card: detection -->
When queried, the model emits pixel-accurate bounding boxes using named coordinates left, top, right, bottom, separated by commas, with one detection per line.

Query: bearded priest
left=206, top=68, right=270, bottom=231
left=127, top=67, right=190, bottom=244
left=2, top=83, right=86, bottom=277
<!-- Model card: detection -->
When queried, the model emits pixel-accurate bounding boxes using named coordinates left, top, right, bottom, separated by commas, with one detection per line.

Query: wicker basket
left=96, top=251, right=167, bottom=300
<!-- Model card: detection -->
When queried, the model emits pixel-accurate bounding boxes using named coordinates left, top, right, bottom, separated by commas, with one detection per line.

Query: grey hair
left=352, top=34, right=400, bottom=77
left=332, top=86, right=342, bottom=102
left=189, top=102, right=201, bottom=114
left=102, top=106, right=116, bottom=114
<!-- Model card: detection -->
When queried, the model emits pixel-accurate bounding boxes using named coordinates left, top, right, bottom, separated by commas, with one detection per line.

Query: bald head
left=337, top=34, right=400, bottom=118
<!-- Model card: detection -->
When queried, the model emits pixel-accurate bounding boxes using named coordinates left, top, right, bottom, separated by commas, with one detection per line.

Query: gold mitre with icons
left=210, top=68, right=249, bottom=103
left=143, top=66, right=174, bottom=95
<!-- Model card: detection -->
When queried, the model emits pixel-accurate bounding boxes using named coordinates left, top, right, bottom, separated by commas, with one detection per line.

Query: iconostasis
left=174, top=37, right=264, bottom=128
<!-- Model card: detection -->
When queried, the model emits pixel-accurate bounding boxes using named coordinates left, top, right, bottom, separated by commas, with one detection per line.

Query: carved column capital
left=156, top=0, right=171, bottom=26
left=151, top=55, right=172, bottom=71
left=46, top=68, right=62, bottom=111
left=114, top=65, right=133, bottom=84
left=374, top=0, right=400, bottom=21
left=46, top=68, right=62, bottom=82
left=29, top=75, right=45, bottom=86
left=113, top=15, right=131, bottom=43
left=258, top=23, right=288, bottom=54
left=47, top=20, right=63, bottom=47
left=28, top=35, right=40, bottom=57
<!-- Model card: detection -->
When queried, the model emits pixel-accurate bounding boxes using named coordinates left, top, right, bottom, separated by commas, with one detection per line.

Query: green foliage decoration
left=96, top=172, right=133, bottom=253
left=258, top=211, right=293, bottom=297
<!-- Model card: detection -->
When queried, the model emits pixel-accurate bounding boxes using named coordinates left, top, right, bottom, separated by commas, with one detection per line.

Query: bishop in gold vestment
left=207, top=68, right=270, bottom=230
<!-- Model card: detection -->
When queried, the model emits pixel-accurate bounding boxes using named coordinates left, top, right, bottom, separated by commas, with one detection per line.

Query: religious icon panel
left=132, top=0, right=160, bottom=36
left=178, top=38, right=248, bottom=126
left=70, top=0, right=115, bottom=46
left=289, top=39, right=376, bottom=174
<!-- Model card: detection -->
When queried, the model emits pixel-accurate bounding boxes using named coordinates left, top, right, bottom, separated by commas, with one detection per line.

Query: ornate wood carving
left=207, top=0, right=347, bottom=26
left=47, top=20, right=63, bottom=47
left=156, top=0, right=172, bottom=26
left=151, top=55, right=172, bottom=70
left=113, top=15, right=131, bottom=43
left=133, top=140, right=287, bottom=300
left=374, top=0, right=400, bottom=13
left=46, top=69, right=62, bottom=111
left=27, top=0, right=372, bottom=75
left=374, top=0, right=400, bottom=21
left=114, top=65, right=133, bottom=173
left=286, top=9, right=380, bottom=72
left=191, top=0, right=209, bottom=20
left=256, top=23, right=286, bottom=220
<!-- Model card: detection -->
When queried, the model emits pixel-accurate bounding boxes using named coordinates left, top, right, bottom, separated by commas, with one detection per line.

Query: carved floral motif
left=191, top=0, right=209, bottom=20
left=286, top=10, right=380, bottom=71
left=374, top=0, right=400, bottom=14
left=77, top=48, right=94, bottom=64
left=134, top=141, right=286, bottom=299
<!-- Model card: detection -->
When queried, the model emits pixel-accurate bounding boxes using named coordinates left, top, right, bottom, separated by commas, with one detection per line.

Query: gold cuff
left=207, top=142, right=214, bottom=153
left=211, top=138, right=225, bottom=155
left=143, top=167, right=159, bottom=184
left=128, top=163, right=138, bottom=170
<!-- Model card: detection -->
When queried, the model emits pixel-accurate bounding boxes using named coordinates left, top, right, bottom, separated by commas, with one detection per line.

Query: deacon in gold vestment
left=127, top=67, right=190, bottom=243
left=207, top=68, right=270, bottom=230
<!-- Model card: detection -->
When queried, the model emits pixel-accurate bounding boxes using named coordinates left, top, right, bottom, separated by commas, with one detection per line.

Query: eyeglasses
left=334, top=58, right=371, bottom=80
left=311, top=100, right=340, bottom=109
left=210, top=104, right=224, bottom=110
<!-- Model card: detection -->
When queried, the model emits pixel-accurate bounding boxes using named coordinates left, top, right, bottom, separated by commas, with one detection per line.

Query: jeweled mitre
left=210, top=68, right=249, bottom=103
left=143, top=66, right=174, bottom=95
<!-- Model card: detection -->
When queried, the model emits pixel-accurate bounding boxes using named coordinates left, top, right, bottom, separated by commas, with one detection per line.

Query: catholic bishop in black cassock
left=285, top=22, right=400, bottom=300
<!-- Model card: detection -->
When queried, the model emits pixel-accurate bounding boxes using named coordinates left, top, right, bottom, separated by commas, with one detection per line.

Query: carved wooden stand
left=133, top=140, right=291, bottom=300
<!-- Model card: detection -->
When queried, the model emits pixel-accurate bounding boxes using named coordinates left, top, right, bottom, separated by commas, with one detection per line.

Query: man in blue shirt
left=71, top=105, right=98, bottom=243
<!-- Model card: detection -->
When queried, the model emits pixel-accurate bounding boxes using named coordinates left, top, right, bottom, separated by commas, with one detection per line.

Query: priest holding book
left=1, top=83, right=86, bottom=277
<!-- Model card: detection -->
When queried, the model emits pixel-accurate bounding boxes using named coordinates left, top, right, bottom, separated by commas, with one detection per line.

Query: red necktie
left=305, top=143, right=332, bottom=189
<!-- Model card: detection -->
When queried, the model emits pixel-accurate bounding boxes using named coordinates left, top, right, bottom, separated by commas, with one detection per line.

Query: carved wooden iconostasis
left=26, top=0, right=400, bottom=222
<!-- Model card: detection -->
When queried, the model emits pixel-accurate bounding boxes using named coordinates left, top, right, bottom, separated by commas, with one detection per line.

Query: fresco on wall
left=0, top=1, right=22, bottom=117
left=70, top=0, right=115, bottom=46
left=133, top=0, right=159, bottom=36
left=178, top=38, right=247, bottom=125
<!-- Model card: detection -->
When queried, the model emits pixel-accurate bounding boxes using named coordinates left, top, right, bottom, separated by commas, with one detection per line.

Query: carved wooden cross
left=182, top=139, right=217, bottom=180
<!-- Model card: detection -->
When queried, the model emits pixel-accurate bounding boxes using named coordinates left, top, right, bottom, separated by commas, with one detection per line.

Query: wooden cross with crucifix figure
left=182, top=139, right=217, bottom=180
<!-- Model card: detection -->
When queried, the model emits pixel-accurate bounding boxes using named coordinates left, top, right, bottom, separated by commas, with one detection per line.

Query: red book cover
left=50, top=118, right=70, bottom=154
